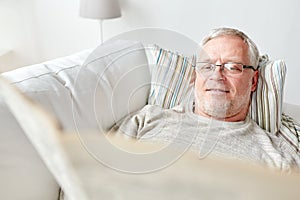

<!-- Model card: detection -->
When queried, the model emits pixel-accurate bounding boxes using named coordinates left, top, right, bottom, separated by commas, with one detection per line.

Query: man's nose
left=209, top=65, right=224, bottom=80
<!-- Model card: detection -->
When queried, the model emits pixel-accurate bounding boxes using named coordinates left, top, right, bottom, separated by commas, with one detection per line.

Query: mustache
left=204, top=83, right=230, bottom=92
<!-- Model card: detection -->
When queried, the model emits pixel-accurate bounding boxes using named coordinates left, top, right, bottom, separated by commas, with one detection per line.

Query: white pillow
left=8, top=40, right=150, bottom=132
left=70, top=40, right=151, bottom=131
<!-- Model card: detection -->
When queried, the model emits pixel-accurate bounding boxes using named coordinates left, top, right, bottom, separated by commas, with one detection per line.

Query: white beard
left=194, top=88, right=251, bottom=119
left=195, top=91, right=228, bottom=119
left=202, top=98, right=230, bottom=119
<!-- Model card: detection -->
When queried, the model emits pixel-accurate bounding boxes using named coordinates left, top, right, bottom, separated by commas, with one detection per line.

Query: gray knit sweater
left=112, top=105, right=300, bottom=171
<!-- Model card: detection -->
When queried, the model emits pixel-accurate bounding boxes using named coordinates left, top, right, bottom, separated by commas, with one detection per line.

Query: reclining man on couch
left=112, top=27, right=300, bottom=171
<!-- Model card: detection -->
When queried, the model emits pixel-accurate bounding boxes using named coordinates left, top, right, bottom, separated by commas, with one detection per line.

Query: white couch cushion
left=69, top=40, right=151, bottom=131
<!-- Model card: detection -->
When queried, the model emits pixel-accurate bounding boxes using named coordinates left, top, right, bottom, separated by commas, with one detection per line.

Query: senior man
left=112, top=27, right=300, bottom=171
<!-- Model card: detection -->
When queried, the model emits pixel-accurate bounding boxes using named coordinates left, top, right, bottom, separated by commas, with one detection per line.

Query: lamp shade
left=79, top=0, right=121, bottom=20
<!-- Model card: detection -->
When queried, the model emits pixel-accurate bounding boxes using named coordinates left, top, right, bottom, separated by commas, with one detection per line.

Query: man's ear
left=190, top=70, right=196, bottom=83
left=251, top=70, right=259, bottom=92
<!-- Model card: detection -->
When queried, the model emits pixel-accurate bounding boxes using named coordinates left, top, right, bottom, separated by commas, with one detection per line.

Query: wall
left=0, top=0, right=299, bottom=105
left=0, top=0, right=40, bottom=71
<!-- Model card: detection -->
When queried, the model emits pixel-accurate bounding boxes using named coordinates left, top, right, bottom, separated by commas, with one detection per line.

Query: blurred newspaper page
left=1, top=76, right=300, bottom=200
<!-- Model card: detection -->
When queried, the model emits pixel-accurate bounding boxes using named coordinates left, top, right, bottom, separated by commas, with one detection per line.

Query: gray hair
left=201, top=27, right=260, bottom=69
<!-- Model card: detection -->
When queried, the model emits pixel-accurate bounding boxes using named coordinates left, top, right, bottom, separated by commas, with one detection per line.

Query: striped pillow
left=250, top=56, right=287, bottom=133
left=147, top=45, right=195, bottom=108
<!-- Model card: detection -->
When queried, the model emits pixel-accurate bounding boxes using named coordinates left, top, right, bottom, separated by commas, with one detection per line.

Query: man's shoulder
left=246, top=117, right=265, bottom=130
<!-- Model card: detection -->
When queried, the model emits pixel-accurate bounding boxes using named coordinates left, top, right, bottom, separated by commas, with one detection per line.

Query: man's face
left=194, top=35, right=258, bottom=121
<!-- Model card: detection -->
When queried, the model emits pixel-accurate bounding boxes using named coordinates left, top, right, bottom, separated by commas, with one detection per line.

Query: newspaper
left=1, top=76, right=300, bottom=200
left=0, top=77, right=89, bottom=200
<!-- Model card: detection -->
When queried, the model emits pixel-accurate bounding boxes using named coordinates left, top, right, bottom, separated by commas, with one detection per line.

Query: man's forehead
left=198, top=36, right=249, bottom=62
left=198, top=54, right=244, bottom=62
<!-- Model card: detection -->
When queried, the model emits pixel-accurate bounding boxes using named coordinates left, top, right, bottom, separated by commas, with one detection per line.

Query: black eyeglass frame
left=195, top=62, right=257, bottom=74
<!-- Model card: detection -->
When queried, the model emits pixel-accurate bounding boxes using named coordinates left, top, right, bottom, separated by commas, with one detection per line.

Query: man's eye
left=197, top=63, right=212, bottom=71
left=226, top=64, right=242, bottom=71
left=229, top=67, right=239, bottom=71
left=203, top=65, right=212, bottom=69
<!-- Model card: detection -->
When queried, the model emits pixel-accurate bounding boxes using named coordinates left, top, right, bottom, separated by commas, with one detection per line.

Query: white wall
left=0, top=0, right=299, bottom=105
left=0, top=0, right=41, bottom=71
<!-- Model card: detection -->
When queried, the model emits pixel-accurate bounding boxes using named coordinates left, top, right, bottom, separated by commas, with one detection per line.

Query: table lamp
left=79, top=0, right=122, bottom=44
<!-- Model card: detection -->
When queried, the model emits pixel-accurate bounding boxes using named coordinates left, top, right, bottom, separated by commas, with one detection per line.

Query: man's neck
left=194, top=107, right=248, bottom=122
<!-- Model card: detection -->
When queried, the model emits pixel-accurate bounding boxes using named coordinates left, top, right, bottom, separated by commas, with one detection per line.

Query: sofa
left=0, top=40, right=300, bottom=200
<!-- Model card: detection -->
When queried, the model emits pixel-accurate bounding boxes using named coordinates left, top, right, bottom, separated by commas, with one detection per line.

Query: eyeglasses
left=195, top=62, right=256, bottom=76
